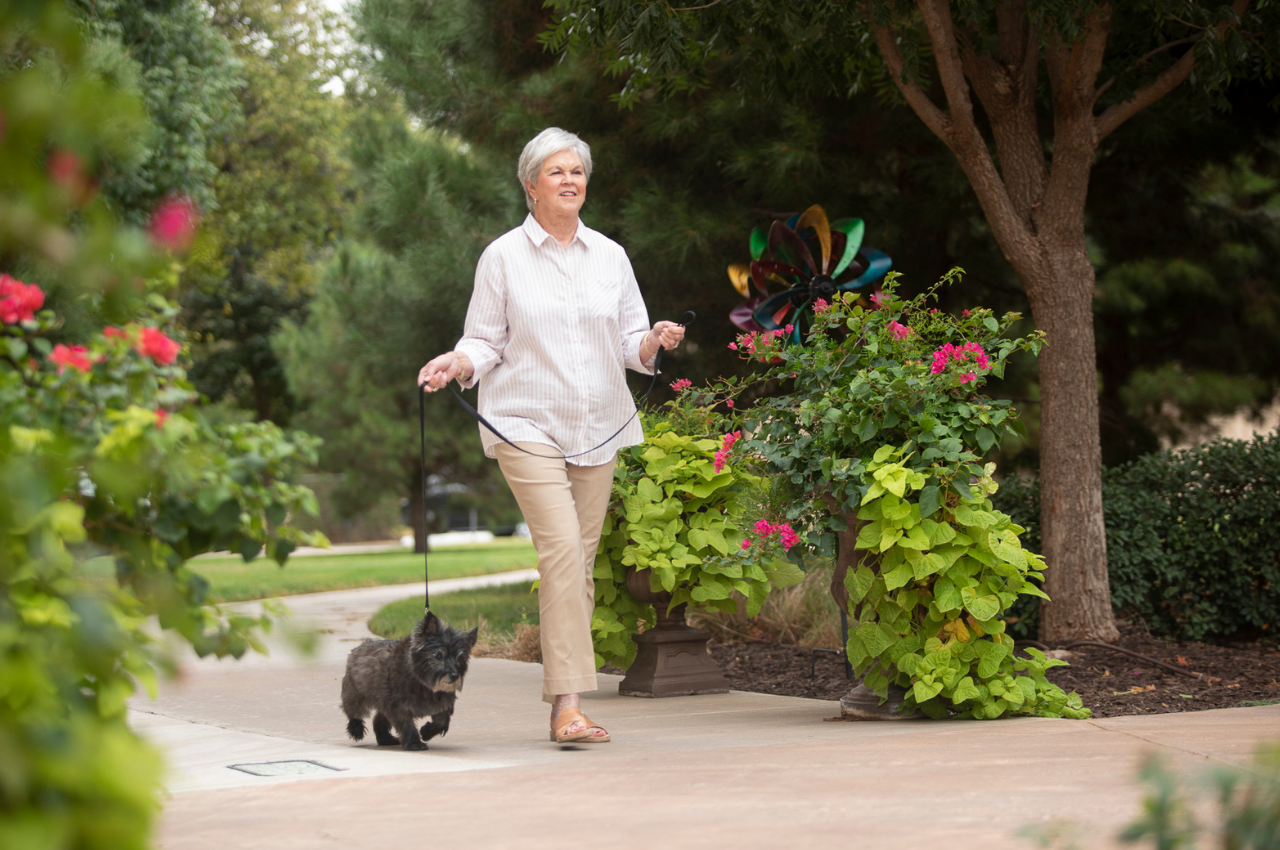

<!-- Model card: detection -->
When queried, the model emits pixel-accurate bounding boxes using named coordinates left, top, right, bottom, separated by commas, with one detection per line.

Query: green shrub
left=994, top=432, right=1280, bottom=642
left=1, top=6, right=323, bottom=846
left=592, top=417, right=802, bottom=670
left=703, top=271, right=1087, bottom=719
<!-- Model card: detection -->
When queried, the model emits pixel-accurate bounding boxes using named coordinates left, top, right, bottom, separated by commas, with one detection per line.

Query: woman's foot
left=550, top=694, right=609, bottom=742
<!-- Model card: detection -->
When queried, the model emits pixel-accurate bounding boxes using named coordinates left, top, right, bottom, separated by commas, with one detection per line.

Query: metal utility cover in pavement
left=226, top=760, right=348, bottom=777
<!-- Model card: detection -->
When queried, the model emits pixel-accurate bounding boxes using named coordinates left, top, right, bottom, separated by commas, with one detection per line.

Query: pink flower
left=713, top=430, right=741, bottom=473
left=754, top=519, right=773, bottom=535
left=888, top=320, right=912, bottom=340
left=930, top=341, right=989, bottom=379
left=136, top=327, right=180, bottom=365
left=728, top=342, right=738, bottom=350
left=929, top=308, right=938, bottom=314
left=962, top=309, right=970, bottom=317
left=50, top=343, right=92, bottom=374
left=103, top=325, right=129, bottom=340
left=812, top=299, right=829, bottom=313
left=741, top=538, right=752, bottom=550
left=870, top=291, right=888, bottom=310
left=0, top=274, right=44, bottom=324
left=783, top=324, right=794, bottom=334
left=148, top=196, right=199, bottom=251
left=778, top=525, right=801, bottom=549
left=726, top=400, right=734, bottom=408
left=670, top=378, right=692, bottom=392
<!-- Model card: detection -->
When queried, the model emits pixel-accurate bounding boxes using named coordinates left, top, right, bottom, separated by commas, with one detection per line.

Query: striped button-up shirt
left=453, top=214, right=655, bottom=466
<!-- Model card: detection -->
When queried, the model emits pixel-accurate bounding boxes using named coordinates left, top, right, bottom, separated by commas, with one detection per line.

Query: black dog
left=341, top=611, right=478, bottom=751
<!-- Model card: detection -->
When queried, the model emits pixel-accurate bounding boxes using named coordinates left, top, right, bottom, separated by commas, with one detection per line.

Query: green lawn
left=369, top=581, right=540, bottom=640
left=118, top=539, right=537, bottom=603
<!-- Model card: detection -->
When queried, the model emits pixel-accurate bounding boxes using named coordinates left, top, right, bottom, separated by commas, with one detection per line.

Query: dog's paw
left=404, top=739, right=427, bottom=751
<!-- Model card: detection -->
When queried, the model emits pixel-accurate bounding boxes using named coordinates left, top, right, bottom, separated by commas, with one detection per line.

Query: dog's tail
left=346, top=716, right=366, bottom=741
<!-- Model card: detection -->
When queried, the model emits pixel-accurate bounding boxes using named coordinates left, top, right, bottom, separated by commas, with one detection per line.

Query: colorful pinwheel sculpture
left=727, top=205, right=892, bottom=344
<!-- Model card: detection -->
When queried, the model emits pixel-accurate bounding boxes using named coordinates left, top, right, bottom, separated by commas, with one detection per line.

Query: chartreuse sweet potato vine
left=850, top=447, right=1086, bottom=718
left=698, top=269, right=1090, bottom=719
left=592, top=419, right=802, bottom=669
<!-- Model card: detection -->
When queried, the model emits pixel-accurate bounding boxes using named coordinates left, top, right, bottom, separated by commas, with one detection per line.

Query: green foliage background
left=994, top=431, right=1280, bottom=643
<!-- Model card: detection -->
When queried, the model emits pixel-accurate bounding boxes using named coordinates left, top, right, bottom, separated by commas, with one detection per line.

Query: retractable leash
left=417, top=311, right=696, bottom=611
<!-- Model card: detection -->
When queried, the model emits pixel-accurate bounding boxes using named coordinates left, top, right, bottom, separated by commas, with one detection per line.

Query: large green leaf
left=960, top=586, right=1001, bottom=621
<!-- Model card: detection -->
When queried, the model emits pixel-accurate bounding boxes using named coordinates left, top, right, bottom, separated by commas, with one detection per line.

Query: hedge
left=993, top=431, right=1280, bottom=642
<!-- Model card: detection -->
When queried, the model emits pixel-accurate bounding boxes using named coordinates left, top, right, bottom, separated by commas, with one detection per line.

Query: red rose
left=0, top=274, right=45, bottom=324
left=50, top=343, right=92, bottom=374
left=136, top=327, right=180, bottom=365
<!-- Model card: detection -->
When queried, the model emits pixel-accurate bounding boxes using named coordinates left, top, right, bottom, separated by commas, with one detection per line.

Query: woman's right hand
left=418, top=351, right=469, bottom=392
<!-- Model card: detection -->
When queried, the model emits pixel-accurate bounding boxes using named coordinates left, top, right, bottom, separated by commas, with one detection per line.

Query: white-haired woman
left=418, top=127, right=685, bottom=744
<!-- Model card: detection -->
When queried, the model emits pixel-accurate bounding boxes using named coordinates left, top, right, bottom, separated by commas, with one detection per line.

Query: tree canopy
left=179, top=0, right=353, bottom=424
left=542, top=0, right=1280, bottom=641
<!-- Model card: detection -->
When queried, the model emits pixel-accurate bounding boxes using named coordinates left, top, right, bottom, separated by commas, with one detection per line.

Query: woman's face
left=527, top=150, right=587, bottom=219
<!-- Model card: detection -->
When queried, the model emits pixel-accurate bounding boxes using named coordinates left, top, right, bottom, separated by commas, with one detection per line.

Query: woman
left=417, top=127, right=685, bottom=744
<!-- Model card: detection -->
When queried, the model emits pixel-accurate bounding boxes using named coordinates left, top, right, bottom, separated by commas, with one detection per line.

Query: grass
left=369, top=580, right=541, bottom=642
left=1243, top=698, right=1280, bottom=707
left=79, top=538, right=537, bottom=603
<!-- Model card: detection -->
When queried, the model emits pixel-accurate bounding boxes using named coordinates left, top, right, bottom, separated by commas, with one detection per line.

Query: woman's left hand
left=649, top=320, right=685, bottom=351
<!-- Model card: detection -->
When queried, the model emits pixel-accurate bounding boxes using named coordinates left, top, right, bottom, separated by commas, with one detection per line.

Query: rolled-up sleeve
left=454, top=246, right=507, bottom=389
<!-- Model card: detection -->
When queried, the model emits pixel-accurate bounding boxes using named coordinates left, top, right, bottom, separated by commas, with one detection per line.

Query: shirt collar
left=522, top=213, right=595, bottom=250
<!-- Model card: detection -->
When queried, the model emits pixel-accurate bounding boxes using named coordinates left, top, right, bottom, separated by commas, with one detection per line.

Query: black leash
left=417, top=311, right=695, bottom=611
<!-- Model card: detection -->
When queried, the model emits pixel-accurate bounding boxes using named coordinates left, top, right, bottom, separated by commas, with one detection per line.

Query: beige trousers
left=494, top=442, right=616, bottom=703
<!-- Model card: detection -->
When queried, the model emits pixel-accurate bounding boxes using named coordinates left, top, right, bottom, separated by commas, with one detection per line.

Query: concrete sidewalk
left=133, top=577, right=1280, bottom=850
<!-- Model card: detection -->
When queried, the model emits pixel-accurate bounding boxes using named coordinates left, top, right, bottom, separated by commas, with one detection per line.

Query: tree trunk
left=1021, top=244, right=1119, bottom=643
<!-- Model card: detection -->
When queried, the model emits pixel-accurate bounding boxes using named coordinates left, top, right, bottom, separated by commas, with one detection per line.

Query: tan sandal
left=550, top=707, right=610, bottom=744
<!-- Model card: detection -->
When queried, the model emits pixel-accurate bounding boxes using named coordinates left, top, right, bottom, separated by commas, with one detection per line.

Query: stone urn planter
left=616, top=565, right=731, bottom=698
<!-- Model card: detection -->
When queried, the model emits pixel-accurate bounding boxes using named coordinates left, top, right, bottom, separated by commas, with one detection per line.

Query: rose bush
left=1, top=7, right=326, bottom=844
left=707, top=270, right=1089, bottom=719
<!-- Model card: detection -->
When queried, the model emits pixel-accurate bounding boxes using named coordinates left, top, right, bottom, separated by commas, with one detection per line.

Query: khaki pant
left=494, top=442, right=615, bottom=703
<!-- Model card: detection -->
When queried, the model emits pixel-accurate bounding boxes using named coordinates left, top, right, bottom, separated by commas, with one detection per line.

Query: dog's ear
left=420, top=611, right=440, bottom=635
left=464, top=627, right=478, bottom=648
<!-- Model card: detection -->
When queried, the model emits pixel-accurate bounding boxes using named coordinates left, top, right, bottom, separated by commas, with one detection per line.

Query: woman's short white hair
left=517, top=127, right=592, bottom=212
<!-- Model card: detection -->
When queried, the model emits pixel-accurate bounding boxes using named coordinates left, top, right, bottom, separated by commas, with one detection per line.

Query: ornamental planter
left=616, top=565, right=730, bottom=698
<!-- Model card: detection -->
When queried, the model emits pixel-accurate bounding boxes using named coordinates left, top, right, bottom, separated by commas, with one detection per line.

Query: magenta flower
left=812, top=299, right=829, bottom=313
left=728, top=342, right=738, bottom=350
left=714, top=430, right=742, bottom=472
left=741, top=538, right=752, bottom=550
left=670, top=378, right=692, bottom=392
left=149, top=196, right=199, bottom=252
left=888, top=320, right=912, bottom=340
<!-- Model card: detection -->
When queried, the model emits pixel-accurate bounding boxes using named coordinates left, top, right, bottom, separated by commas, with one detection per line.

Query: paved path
left=132, top=576, right=1280, bottom=850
